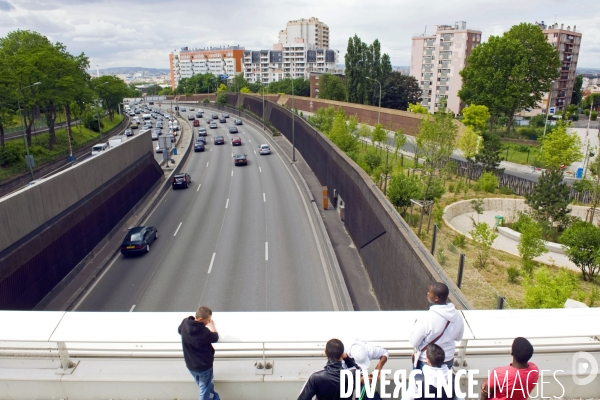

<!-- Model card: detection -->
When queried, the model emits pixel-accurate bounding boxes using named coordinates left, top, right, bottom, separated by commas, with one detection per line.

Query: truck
left=109, top=135, right=126, bottom=148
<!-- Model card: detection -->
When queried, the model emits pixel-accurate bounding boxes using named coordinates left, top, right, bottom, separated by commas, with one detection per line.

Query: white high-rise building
left=410, top=22, right=482, bottom=115
left=278, top=17, right=329, bottom=50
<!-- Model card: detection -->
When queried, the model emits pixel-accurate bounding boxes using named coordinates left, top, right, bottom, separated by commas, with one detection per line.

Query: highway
left=75, top=106, right=335, bottom=312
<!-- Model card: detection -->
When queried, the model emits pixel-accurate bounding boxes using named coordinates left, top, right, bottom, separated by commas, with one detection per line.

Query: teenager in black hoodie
left=178, top=306, right=220, bottom=400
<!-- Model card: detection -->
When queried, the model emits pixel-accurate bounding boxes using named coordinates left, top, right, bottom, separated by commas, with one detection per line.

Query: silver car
left=259, top=144, right=271, bottom=155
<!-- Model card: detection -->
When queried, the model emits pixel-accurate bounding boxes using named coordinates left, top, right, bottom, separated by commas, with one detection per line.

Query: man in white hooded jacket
left=403, top=344, right=464, bottom=400
left=409, top=282, right=464, bottom=370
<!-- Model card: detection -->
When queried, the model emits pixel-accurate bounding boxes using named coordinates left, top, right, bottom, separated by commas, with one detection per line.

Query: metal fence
left=431, top=224, right=511, bottom=310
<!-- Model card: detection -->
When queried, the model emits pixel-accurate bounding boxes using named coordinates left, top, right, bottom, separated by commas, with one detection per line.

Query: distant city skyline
left=2, top=0, right=597, bottom=69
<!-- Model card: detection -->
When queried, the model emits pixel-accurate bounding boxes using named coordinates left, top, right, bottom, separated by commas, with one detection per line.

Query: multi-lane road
left=75, top=106, right=335, bottom=312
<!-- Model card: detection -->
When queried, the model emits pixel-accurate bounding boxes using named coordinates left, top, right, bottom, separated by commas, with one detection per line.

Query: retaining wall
left=0, top=131, right=162, bottom=309
left=239, top=94, right=469, bottom=310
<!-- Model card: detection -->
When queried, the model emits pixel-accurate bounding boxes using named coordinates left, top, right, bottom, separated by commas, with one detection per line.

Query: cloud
left=0, top=0, right=597, bottom=68
left=0, top=0, right=15, bottom=11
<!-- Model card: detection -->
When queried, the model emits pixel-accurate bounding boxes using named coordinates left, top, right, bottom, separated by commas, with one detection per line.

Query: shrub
left=507, top=266, right=520, bottom=283
left=498, top=186, right=514, bottom=195
left=470, top=221, right=498, bottom=269
left=0, top=142, right=23, bottom=167
left=448, top=183, right=455, bottom=193
left=455, top=180, right=464, bottom=194
left=517, top=216, right=547, bottom=274
left=592, top=111, right=598, bottom=121
left=437, top=248, right=447, bottom=266
left=433, top=205, right=444, bottom=226
left=475, top=172, right=498, bottom=193
left=452, top=234, right=466, bottom=248
left=523, top=268, right=577, bottom=308
left=216, top=93, right=228, bottom=105
left=202, top=98, right=210, bottom=104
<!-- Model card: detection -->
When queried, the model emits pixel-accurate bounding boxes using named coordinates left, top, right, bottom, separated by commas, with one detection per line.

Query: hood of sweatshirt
left=429, top=303, right=460, bottom=323
left=182, top=316, right=207, bottom=336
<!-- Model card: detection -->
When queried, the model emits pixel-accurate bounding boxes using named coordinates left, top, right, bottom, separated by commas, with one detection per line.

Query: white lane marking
left=231, top=152, right=233, bottom=156
left=242, top=132, right=245, bottom=134
left=174, top=222, right=183, bottom=236
left=197, top=183, right=201, bottom=192
left=248, top=139, right=251, bottom=143
left=206, top=162, right=209, bottom=167
left=208, top=253, right=216, bottom=273
left=129, top=305, right=136, bottom=312
left=211, top=147, right=212, bottom=151
left=254, top=150, right=256, bottom=154
left=259, top=167, right=262, bottom=173
left=263, top=193, right=266, bottom=202
left=231, top=170, right=233, bottom=176
left=265, top=242, right=268, bottom=261
left=225, top=198, right=229, bottom=209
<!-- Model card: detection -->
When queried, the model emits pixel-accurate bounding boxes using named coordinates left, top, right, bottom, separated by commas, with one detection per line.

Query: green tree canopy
left=408, top=103, right=429, bottom=115
left=461, top=104, right=490, bottom=132
left=267, top=77, right=310, bottom=97
left=459, top=23, right=560, bottom=132
left=307, top=106, right=336, bottom=135
left=318, top=74, right=347, bottom=101
left=328, top=109, right=359, bottom=154
left=560, top=221, right=600, bottom=282
left=345, top=35, right=392, bottom=105
left=387, top=173, right=424, bottom=213
left=475, top=132, right=504, bottom=174
left=525, top=169, right=571, bottom=227
left=539, top=122, right=583, bottom=170
left=379, top=72, right=421, bottom=111
left=571, top=75, right=583, bottom=105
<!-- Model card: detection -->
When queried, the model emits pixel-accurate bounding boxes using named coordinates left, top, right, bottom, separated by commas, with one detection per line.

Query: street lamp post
left=270, top=67, right=296, bottom=161
left=366, top=77, right=382, bottom=125
left=540, top=81, right=555, bottom=155
left=19, top=82, right=42, bottom=180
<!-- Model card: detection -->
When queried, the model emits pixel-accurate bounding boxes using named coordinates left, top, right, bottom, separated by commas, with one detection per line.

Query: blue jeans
left=414, top=359, right=454, bottom=370
left=188, top=367, right=220, bottom=400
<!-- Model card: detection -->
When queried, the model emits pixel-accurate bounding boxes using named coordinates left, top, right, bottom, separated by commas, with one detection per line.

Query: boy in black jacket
left=179, top=306, right=220, bottom=400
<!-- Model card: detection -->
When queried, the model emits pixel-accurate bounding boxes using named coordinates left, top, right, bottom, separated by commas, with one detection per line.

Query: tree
left=416, top=110, right=458, bottom=199
left=328, top=109, right=359, bottom=154
left=461, top=104, right=490, bottom=132
left=364, top=151, right=382, bottom=174
left=267, top=77, right=310, bottom=97
left=560, top=221, right=600, bottom=282
left=240, top=87, right=251, bottom=93
left=394, top=129, right=406, bottom=160
left=307, top=106, right=336, bottom=135
left=517, top=215, right=547, bottom=274
left=345, top=35, right=392, bottom=105
left=571, top=75, right=583, bottom=105
left=158, top=87, right=173, bottom=96
left=217, top=83, right=227, bottom=92
left=583, top=94, right=600, bottom=111
left=91, top=75, right=130, bottom=121
left=216, top=93, right=227, bottom=105
left=523, top=268, right=577, bottom=308
left=458, top=127, right=482, bottom=182
left=0, top=55, right=18, bottom=147
left=145, top=84, right=162, bottom=96
left=475, top=172, right=498, bottom=193
left=371, top=123, right=387, bottom=150
left=525, top=169, right=571, bottom=227
left=459, top=23, right=560, bottom=132
left=318, top=74, right=347, bottom=101
left=469, top=221, right=498, bottom=269
left=380, top=72, right=421, bottom=110
left=538, top=122, right=582, bottom=170
left=475, top=132, right=504, bottom=174
left=387, top=173, right=424, bottom=214
left=408, top=103, right=429, bottom=115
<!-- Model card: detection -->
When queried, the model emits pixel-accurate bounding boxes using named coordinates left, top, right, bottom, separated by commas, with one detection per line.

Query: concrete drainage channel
left=199, top=103, right=353, bottom=311
left=56, top=113, right=195, bottom=311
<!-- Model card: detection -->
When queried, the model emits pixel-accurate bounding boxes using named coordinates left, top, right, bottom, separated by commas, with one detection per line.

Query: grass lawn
left=0, top=115, right=123, bottom=181
left=501, top=142, right=540, bottom=166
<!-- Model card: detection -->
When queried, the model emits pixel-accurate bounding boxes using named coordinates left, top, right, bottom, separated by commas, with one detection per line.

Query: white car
left=259, top=144, right=271, bottom=155
left=151, top=132, right=159, bottom=140
left=155, top=145, right=164, bottom=153
left=91, top=142, right=109, bottom=155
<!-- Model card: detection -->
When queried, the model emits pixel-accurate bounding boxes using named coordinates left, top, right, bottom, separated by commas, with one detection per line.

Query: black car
left=229, top=126, right=238, bottom=133
left=198, top=127, right=207, bottom=136
left=219, top=117, right=226, bottom=123
left=172, top=173, right=192, bottom=189
left=212, top=114, right=218, bottom=119
left=194, top=142, right=205, bottom=152
left=234, top=119, right=243, bottom=125
left=120, top=226, right=158, bottom=256
left=223, top=113, right=229, bottom=118
left=125, top=128, right=133, bottom=136
left=214, top=136, right=225, bottom=145
left=233, top=154, right=247, bottom=166
left=206, top=118, right=212, bottom=124
left=196, top=112, right=203, bottom=118
left=196, top=137, right=207, bottom=145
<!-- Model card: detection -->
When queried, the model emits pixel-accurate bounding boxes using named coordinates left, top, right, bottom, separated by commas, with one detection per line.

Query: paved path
left=448, top=210, right=578, bottom=272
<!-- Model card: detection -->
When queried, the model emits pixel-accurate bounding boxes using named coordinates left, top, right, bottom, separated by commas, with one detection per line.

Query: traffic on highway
left=74, top=103, right=336, bottom=312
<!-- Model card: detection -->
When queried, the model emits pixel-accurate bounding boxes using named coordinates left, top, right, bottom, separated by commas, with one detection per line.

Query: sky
left=0, top=0, right=598, bottom=70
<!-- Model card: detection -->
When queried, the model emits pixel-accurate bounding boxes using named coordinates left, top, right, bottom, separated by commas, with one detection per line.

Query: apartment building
left=410, top=21, right=481, bottom=115
left=243, top=44, right=338, bottom=84
left=538, top=22, right=582, bottom=113
left=278, top=17, right=329, bottom=50
left=169, top=46, right=245, bottom=89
